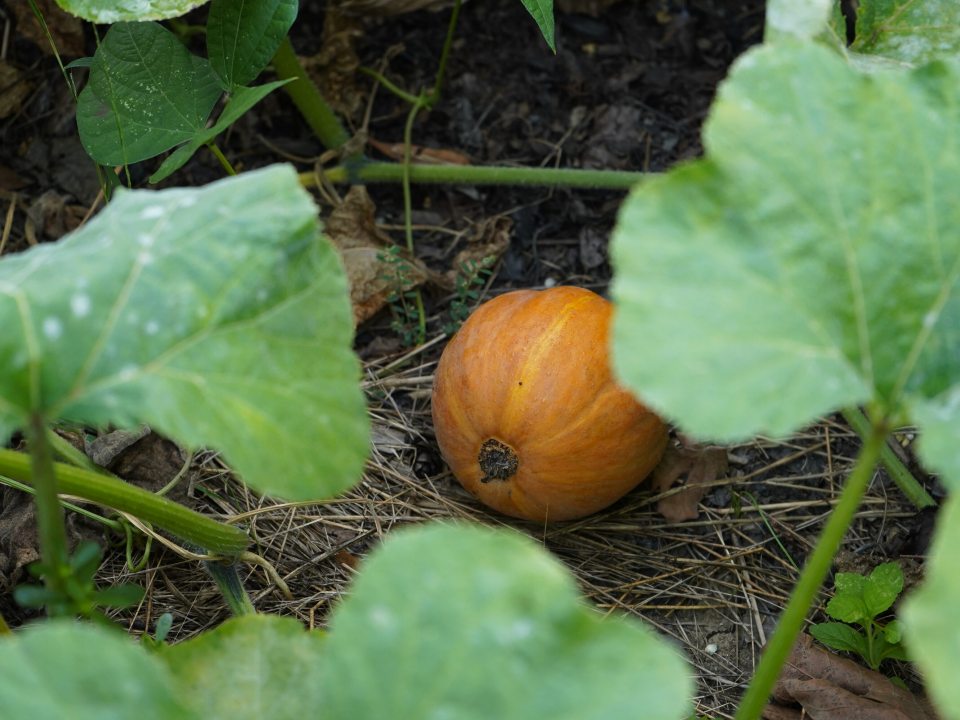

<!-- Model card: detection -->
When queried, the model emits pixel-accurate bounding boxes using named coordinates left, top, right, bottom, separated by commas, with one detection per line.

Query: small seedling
left=443, top=256, right=494, bottom=335
left=379, top=245, right=424, bottom=346
left=810, top=562, right=909, bottom=671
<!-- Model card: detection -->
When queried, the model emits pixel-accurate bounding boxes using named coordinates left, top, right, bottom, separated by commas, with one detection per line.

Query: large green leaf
left=0, top=165, right=369, bottom=501
left=853, top=0, right=960, bottom=65
left=0, top=620, right=195, bottom=719
left=56, top=0, right=209, bottom=22
left=76, top=22, right=221, bottom=166
left=162, top=615, right=326, bottom=719
left=207, top=0, right=298, bottom=88
left=902, top=494, right=960, bottom=720
left=320, top=523, right=693, bottom=719
left=610, top=43, right=960, bottom=462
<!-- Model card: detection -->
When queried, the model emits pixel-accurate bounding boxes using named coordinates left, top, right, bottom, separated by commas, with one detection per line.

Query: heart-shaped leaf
left=162, top=615, right=326, bottom=719
left=0, top=620, right=195, bottom=719
left=56, top=0, right=209, bottom=22
left=319, top=522, right=693, bottom=719
left=0, top=164, right=369, bottom=501
left=610, top=43, right=960, bottom=487
left=77, top=22, right=221, bottom=167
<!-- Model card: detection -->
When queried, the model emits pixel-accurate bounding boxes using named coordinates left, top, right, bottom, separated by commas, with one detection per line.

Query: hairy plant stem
left=0, top=448, right=248, bottom=555
left=841, top=407, right=935, bottom=509
left=735, top=418, right=888, bottom=720
left=304, top=162, right=646, bottom=189
left=272, top=37, right=351, bottom=151
left=26, top=414, right=70, bottom=610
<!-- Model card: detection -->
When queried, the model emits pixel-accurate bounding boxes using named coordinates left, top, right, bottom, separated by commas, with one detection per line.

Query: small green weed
left=443, top=257, right=494, bottom=335
left=810, top=562, right=909, bottom=671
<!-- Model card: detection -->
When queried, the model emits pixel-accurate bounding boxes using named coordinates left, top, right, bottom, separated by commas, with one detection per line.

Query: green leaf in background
left=162, top=615, right=325, bottom=719
left=610, top=43, right=960, bottom=452
left=809, top=622, right=869, bottom=656
left=56, top=0, right=209, bottom=22
left=150, top=81, right=290, bottom=183
left=903, top=494, right=960, bottom=720
left=862, top=562, right=903, bottom=617
left=521, top=0, right=555, bottom=52
left=0, top=165, right=369, bottom=501
left=911, top=393, right=960, bottom=491
left=0, top=620, right=196, bottom=719
left=320, top=523, right=693, bottom=720
left=76, top=22, right=221, bottom=166
left=207, top=0, right=298, bottom=88
left=853, top=0, right=960, bottom=66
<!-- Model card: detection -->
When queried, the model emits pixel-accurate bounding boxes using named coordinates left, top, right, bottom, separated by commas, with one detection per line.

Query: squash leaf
left=55, top=0, right=209, bottom=22
left=852, top=0, right=960, bottom=66
left=0, top=620, right=196, bottom=719
left=320, top=523, right=693, bottom=719
left=162, top=615, right=326, bottom=719
left=902, top=494, right=960, bottom=720
left=764, top=0, right=833, bottom=41
left=0, top=164, right=369, bottom=501
left=610, top=43, right=960, bottom=487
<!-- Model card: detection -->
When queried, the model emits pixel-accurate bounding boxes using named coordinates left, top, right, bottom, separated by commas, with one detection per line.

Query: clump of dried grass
left=100, top=349, right=926, bottom=718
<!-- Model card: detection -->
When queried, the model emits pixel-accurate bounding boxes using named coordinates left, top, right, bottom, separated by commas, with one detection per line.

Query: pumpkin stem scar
left=478, top=438, right=519, bottom=483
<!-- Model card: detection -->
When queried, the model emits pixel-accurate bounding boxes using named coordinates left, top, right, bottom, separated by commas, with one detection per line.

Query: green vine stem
left=272, top=37, right=351, bottom=152
left=26, top=413, right=70, bottom=608
left=0, top=448, right=248, bottom=555
left=305, top=162, right=646, bottom=189
left=203, top=559, right=256, bottom=616
left=840, top=407, right=935, bottom=509
left=208, top=142, right=237, bottom=176
left=0, top=475, right=122, bottom=532
left=735, top=416, right=889, bottom=720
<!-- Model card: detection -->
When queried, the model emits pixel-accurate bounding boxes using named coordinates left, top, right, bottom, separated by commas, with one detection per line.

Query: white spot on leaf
left=42, top=317, right=63, bottom=340
left=71, top=293, right=91, bottom=318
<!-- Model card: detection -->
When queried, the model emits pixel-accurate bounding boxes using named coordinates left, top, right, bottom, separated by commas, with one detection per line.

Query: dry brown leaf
left=651, top=441, right=728, bottom=522
left=302, top=11, right=364, bottom=121
left=325, top=186, right=428, bottom=325
left=26, top=190, right=86, bottom=240
left=763, top=633, right=937, bottom=720
left=0, top=62, right=32, bottom=121
left=11, top=0, right=86, bottom=57
left=368, top=138, right=472, bottom=166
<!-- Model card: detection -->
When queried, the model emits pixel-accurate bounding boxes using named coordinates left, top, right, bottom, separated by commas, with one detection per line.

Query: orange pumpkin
left=431, top=286, right=668, bottom=522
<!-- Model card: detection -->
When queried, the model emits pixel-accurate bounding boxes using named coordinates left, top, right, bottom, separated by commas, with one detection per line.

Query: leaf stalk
left=735, top=419, right=888, bottom=719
